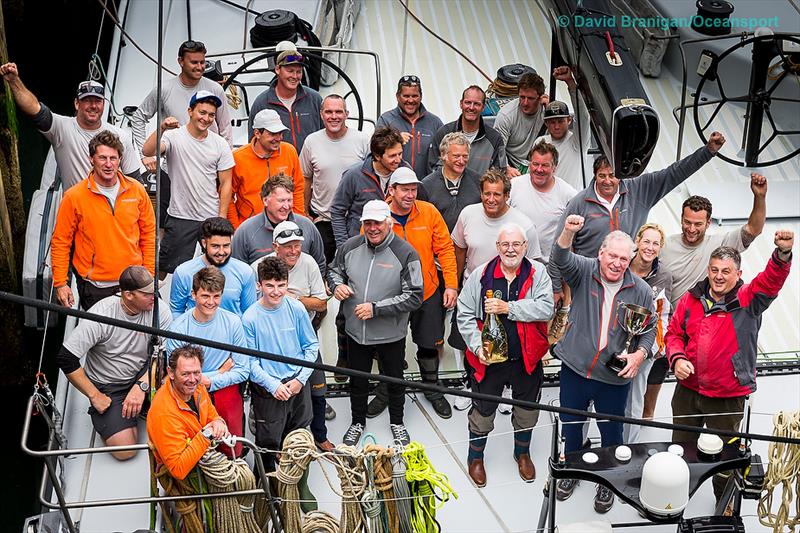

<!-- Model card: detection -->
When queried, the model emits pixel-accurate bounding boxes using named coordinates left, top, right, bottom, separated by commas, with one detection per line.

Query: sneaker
left=366, top=394, right=388, bottom=418
left=342, top=423, right=365, bottom=447
left=390, top=423, right=411, bottom=447
left=425, top=392, right=452, bottom=419
left=498, top=385, right=512, bottom=415
left=453, top=386, right=472, bottom=411
left=556, top=478, right=580, bottom=501
left=324, top=402, right=336, bottom=421
left=594, top=484, right=614, bottom=513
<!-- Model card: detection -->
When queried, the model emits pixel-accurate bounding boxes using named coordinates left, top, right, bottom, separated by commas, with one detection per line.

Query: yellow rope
left=758, top=411, right=800, bottom=532
left=403, top=441, right=458, bottom=533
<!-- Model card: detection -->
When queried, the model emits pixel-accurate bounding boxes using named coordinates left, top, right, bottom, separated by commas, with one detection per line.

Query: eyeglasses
left=279, top=54, right=305, bottom=65
left=179, top=40, right=206, bottom=54
left=497, top=241, right=525, bottom=250
left=276, top=228, right=303, bottom=240
left=398, top=75, right=420, bottom=86
left=77, top=82, right=104, bottom=97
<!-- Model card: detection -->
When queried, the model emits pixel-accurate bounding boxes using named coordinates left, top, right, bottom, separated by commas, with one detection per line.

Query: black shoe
left=324, top=402, right=336, bottom=421
left=366, top=394, right=388, bottom=418
left=556, top=478, right=580, bottom=501
left=594, top=484, right=614, bottom=513
left=342, top=423, right=365, bottom=447
left=390, top=423, right=411, bottom=447
left=425, top=393, right=452, bottom=419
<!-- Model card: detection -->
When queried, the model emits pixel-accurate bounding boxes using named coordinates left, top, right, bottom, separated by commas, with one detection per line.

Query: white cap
left=360, top=200, right=392, bottom=222
left=388, top=166, right=420, bottom=186
left=273, top=220, right=304, bottom=244
left=252, top=109, right=289, bottom=133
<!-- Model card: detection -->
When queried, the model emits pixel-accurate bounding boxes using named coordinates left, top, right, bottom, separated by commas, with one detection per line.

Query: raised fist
left=564, top=214, right=585, bottom=233
left=707, top=131, right=725, bottom=154
left=775, top=230, right=794, bottom=252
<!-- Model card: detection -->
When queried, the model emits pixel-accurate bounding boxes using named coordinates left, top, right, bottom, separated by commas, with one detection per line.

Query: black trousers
left=348, top=337, right=406, bottom=425
left=314, top=220, right=337, bottom=266
left=75, top=275, right=120, bottom=311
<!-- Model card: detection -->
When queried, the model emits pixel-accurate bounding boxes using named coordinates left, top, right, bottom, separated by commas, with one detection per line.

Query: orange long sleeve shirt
left=227, top=141, right=305, bottom=229
left=147, top=377, right=221, bottom=480
left=50, top=171, right=155, bottom=287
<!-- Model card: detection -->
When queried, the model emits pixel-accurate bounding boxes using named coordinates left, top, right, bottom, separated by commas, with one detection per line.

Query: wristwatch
left=136, top=380, right=149, bottom=392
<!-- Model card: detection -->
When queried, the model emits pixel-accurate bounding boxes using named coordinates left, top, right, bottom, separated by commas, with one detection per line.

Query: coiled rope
left=198, top=448, right=262, bottom=533
left=403, top=442, right=457, bottom=533
left=332, top=442, right=368, bottom=532
left=152, top=460, right=208, bottom=533
left=758, top=410, right=800, bottom=532
left=361, top=453, right=384, bottom=532
left=365, top=443, right=399, bottom=533
left=276, top=428, right=318, bottom=532
left=392, top=450, right=414, bottom=533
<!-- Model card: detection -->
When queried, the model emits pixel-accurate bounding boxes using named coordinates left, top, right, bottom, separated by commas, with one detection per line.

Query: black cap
left=543, top=100, right=570, bottom=120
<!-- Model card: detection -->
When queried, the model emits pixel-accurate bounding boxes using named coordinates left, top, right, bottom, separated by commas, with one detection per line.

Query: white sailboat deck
left=42, top=0, right=800, bottom=531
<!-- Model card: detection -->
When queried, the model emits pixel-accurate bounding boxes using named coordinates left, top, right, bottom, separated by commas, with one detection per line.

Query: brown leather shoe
left=315, top=440, right=335, bottom=453
left=468, top=459, right=487, bottom=487
left=516, top=453, right=536, bottom=483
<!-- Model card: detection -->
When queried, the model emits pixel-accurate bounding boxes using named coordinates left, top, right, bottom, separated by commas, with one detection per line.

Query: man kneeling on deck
left=148, top=344, right=230, bottom=480
left=457, top=223, right=553, bottom=487
left=57, top=266, right=171, bottom=460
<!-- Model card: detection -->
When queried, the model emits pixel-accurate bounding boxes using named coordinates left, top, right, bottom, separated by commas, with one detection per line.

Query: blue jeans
left=559, top=365, right=630, bottom=452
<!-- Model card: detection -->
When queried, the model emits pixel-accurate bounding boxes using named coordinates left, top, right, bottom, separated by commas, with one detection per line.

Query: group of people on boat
left=1, top=36, right=795, bottom=515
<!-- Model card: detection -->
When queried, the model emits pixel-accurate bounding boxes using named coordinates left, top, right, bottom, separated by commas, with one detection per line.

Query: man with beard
left=377, top=75, right=443, bottom=178
left=0, top=62, right=140, bottom=188
left=231, top=173, right=325, bottom=272
left=228, top=109, right=305, bottom=229
left=148, top=345, right=230, bottom=480
left=166, top=266, right=249, bottom=457
left=58, top=266, right=171, bottom=460
left=330, top=126, right=407, bottom=246
left=367, top=167, right=458, bottom=419
left=426, top=85, right=507, bottom=177
left=420, top=132, right=483, bottom=232
left=301, top=94, right=371, bottom=263
left=329, top=200, right=424, bottom=447
left=550, top=216, right=655, bottom=513
left=457, top=224, right=553, bottom=487
left=248, top=50, right=323, bottom=152
left=660, top=173, right=767, bottom=309
left=170, top=217, right=257, bottom=318
left=142, top=91, right=235, bottom=277
left=494, top=72, right=550, bottom=177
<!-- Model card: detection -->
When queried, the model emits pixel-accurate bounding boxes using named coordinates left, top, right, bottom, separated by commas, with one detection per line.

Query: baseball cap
left=252, top=109, right=289, bottom=133
left=276, top=50, right=305, bottom=67
left=388, top=167, right=420, bottom=187
left=118, top=266, right=156, bottom=294
left=77, top=80, right=105, bottom=99
left=543, top=100, right=570, bottom=120
left=189, top=90, right=222, bottom=108
left=360, top=200, right=392, bottom=222
left=273, top=221, right=305, bottom=244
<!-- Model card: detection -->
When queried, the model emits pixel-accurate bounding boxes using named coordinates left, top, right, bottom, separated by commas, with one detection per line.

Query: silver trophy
left=606, top=303, right=656, bottom=372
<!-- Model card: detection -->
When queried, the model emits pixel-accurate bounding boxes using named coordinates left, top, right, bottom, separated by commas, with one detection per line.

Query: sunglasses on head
left=399, top=75, right=420, bottom=84
left=279, top=54, right=305, bottom=65
left=78, top=82, right=104, bottom=97
left=276, top=228, right=303, bottom=240
left=179, top=40, right=206, bottom=54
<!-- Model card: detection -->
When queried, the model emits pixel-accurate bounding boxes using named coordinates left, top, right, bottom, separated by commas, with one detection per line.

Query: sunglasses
left=399, top=75, right=420, bottom=84
left=276, top=228, right=303, bottom=240
left=77, top=82, right=104, bottom=97
left=279, top=54, right=305, bottom=65
left=179, top=40, right=206, bottom=54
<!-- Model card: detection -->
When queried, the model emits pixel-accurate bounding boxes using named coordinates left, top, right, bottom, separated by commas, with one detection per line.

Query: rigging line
left=7, top=291, right=800, bottom=446
left=394, top=0, right=493, bottom=84
left=93, top=0, right=107, bottom=62
left=93, top=0, right=178, bottom=77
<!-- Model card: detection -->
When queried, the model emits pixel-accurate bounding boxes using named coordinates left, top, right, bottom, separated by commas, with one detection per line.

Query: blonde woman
left=625, top=222, right=673, bottom=442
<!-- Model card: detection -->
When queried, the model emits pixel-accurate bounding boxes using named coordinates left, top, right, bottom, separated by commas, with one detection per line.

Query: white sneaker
left=498, top=385, right=512, bottom=415
left=453, top=386, right=472, bottom=411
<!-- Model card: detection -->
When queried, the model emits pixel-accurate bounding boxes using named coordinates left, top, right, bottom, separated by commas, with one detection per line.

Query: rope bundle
left=198, top=449, right=262, bottom=533
left=153, top=461, right=207, bottom=533
left=758, top=410, right=800, bottom=532
left=392, top=451, right=414, bottom=533
left=277, top=429, right=319, bottom=532
left=332, top=442, right=368, bottom=532
left=403, top=442, right=458, bottom=532
left=365, top=444, right=399, bottom=533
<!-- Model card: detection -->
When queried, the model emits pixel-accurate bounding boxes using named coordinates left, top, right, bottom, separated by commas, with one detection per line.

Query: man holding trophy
left=550, top=215, right=656, bottom=513
left=456, top=223, right=553, bottom=488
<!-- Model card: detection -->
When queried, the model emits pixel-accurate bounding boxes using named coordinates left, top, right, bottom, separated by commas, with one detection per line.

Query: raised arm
left=142, top=117, right=179, bottom=157
left=742, top=172, right=767, bottom=246
left=0, top=63, right=42, bottom=116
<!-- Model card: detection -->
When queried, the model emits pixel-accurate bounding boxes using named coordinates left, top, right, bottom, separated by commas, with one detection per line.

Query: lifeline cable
left=6, top=291, right=800, bottom=446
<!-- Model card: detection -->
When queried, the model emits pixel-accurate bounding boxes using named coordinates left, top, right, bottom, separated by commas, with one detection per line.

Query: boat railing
left=21, top=395, right=280, bottom=533
left=206, top=44, right=382, bottom=132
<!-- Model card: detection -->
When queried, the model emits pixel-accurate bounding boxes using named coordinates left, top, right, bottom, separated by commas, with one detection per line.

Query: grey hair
left=497, top=223, right=527, bottom=243
left=439, top=131, right=471, bottom=159
left=600, top=230, right=636, bottom=258
left=322, top=93, right=347, bottom=112
left=710, top=246, right=741, bottom=269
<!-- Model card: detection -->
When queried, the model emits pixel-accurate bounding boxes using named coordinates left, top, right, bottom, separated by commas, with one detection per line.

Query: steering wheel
left=692, top=34, right=800, bottom=167
left=222, top=49, right=366, bottom=131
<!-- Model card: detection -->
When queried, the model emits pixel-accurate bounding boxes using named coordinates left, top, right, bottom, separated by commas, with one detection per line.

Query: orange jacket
left=227, top=141, right=304, bottom=228
left=147, top=376, right=221, bottom=480
left=51, top=171, right=155, bottom=287
left=387, top=199, right=458, bottom=301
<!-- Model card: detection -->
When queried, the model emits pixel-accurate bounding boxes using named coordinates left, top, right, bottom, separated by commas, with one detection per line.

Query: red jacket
left=666, top=250, right=791, bottom=398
